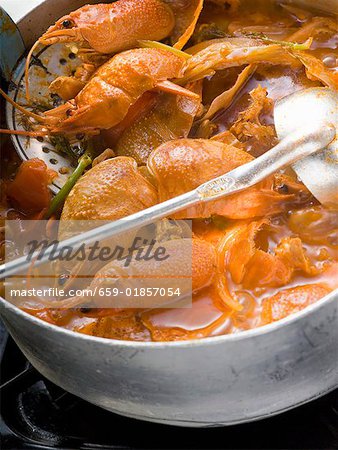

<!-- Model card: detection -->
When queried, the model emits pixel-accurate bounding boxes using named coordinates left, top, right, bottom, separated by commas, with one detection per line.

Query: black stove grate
left=1, top=320, right=337, bottom=450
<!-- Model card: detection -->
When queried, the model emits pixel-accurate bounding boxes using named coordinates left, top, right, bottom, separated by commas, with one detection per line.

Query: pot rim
left=0, top=288, right=337, bottom=348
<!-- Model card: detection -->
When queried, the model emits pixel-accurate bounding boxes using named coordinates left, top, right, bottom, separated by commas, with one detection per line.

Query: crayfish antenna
left=0, top=87, right=46, bottom=122
left=155, top=80, right=200, bottom=99
left=44, top=102, right=74, bottom=117
left=47, top=105, right=91, bottom=132
left=49, top=125, right=100, bottom=137
left=0, top=128, right=49, bottom=137
left=25, top=40, right=41, bottom=102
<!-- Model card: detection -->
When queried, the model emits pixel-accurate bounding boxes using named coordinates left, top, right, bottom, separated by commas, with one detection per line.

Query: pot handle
left=0, top=7, right=25, bottom=82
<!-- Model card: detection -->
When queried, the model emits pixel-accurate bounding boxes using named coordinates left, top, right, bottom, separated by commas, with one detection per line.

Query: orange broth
left=1, top=0, right=337, bottom=341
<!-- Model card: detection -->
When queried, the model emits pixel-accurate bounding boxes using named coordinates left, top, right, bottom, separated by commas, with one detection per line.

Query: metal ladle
left=1, top=87, right=337, bottom=279
left=275, top=87, right=338, bottom=207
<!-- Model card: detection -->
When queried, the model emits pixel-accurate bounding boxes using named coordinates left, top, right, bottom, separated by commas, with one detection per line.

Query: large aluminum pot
left=0, top=0, right=337, bottom=427
left=1, top=293, right=337, bottom=426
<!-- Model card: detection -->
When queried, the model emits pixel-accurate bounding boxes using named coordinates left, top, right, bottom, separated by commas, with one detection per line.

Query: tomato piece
left=7, top=159, right=56, bottom=214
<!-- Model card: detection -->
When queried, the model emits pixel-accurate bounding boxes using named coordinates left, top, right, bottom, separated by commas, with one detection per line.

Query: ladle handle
left=0, top=190, right=200, bottom=279
left=197, top=122, right=336, bottom=201
left=0, top=122, right=335, bottom=280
